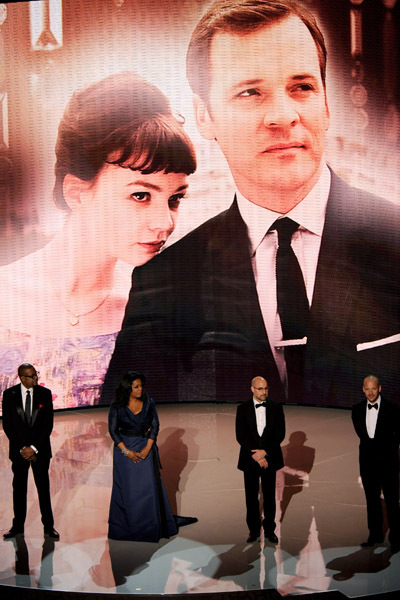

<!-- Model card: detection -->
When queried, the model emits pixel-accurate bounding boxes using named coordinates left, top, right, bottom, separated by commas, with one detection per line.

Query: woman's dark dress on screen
left=108, top=397, right=177, bottom=542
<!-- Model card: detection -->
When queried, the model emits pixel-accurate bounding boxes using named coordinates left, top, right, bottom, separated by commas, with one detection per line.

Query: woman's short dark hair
left=54, top=71, right=196, bottom=211
left=114, top=371, right=147, bottom=407
left=186, top=0, right=327, bottom=101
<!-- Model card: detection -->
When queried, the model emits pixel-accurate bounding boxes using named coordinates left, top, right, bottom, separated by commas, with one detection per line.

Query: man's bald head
left=363, top=374, right=381, bottom=404
left=363, top=374, right=380, bottom=387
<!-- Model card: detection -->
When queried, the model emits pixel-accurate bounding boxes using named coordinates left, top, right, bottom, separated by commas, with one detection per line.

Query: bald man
left=352, top=375, right=400, bottom=553
left=236, top=376, right=285, bottom=543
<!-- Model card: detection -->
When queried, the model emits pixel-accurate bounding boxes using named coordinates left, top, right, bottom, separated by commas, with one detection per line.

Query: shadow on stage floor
left=1, top=404, right=399, bottom=600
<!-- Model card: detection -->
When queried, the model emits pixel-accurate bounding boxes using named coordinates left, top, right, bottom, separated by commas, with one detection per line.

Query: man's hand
left=20, top=446, right=35, bottom=460
left=258, top=457, right=268, bottom=469
left=251, top=449, right=266, bottom=462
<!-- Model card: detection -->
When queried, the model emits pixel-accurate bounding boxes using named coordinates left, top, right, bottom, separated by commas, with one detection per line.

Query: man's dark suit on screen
left=2, top=383, right=55, bottom=533
left=102, top=170, right=400, bottom=407
left=352, top=397, right=400, bottom=546
left=236, top=397, right=285, bottom=537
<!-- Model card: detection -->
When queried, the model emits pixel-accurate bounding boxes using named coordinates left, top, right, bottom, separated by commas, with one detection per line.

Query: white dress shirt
left=236, top=164, right=331, bottom=393
left=366, top=395, right=381, bottom=439
left=254, top=398, right=266, bottom=437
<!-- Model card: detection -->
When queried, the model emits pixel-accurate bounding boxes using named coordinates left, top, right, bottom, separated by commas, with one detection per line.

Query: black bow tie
left=256, top=402, right=267, bottom=408
left=368, top=403, right=378, bottom=410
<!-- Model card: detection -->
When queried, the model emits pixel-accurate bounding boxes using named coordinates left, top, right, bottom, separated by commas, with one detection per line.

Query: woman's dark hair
left=114, top=371, right=147, bottom=407
left=54, top=71, right=196, bottom=211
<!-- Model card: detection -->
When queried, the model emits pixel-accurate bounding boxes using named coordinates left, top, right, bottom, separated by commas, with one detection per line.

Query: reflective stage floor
left=0, top=403, right=399, bottom=597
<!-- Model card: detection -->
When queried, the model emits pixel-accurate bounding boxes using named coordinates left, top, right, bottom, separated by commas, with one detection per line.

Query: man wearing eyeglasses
left=2, top=363, right=59, bottom=540
left=236, top=376, right=285, bottom=544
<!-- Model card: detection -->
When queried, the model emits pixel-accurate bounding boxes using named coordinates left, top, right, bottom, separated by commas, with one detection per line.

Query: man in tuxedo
left=2, top=364, right=59, bottom=540
left=236, top=376, right=285, bottom=543
left=102, top=0, right=399, bottom=407
left=351, top=375, right=400, bottom=553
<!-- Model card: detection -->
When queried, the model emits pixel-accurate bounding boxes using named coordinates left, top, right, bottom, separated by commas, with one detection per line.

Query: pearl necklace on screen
left=53, top=289, right=112, bottom=326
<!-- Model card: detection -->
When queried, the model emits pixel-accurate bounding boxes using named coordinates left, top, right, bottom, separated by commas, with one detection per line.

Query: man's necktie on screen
left=269, top=217, right=309, bottom=338
left=25, top=390, right=31, bottom=425
left=269, top=218, right=309, bottom=402
left=256, top=402, right=267, bottom=408
left=368, top=403, right=378, bottom=410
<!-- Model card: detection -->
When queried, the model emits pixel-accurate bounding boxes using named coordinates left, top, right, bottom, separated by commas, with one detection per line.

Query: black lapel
left=357, top=400, right=368, bottom=437
left=30, top=387, right=40, bottom=427
left=204, top=199, right=267, bottom=333
left=13, top=386, right=25, bottom=422
left=204, top=199, right=283, bottom=380
left=246, top=400, right=259, bottom=438
left=305, top=171, right=362, bottom=401
left=263, top=400, right=275, bottom=437
left=374, top=398, right=386, bottom=438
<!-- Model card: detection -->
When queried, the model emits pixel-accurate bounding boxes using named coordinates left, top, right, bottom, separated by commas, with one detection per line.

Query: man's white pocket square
left=357, top=333, right=400, bottom=352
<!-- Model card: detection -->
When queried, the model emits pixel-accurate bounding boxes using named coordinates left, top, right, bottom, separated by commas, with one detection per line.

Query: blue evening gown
left=108, top=397, right=178, bottom=542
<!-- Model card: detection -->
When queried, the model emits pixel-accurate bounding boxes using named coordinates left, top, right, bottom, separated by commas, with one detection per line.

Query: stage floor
left=1, top=403, right=399, bottom=597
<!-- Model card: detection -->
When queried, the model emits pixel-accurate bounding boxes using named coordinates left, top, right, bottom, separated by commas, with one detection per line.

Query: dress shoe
left=44, top=528, right=60, bottom=540
left=265, top=532, right=279, bottom=544
left=361, top=537, right=384, bottom=548
left=246, top=533, right=259, bottom=543
left=3, top=528, right=24, bottom=540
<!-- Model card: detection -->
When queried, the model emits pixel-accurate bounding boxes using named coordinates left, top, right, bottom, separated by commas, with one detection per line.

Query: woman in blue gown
left=108, top=371, right=178, bottom=542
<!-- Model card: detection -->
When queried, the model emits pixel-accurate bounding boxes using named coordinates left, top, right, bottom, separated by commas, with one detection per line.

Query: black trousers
left=244, top=468, right=277, bottom=536
left=360, top=462, right=400, bottom=543
left=11, top=455, right=54, bottom=531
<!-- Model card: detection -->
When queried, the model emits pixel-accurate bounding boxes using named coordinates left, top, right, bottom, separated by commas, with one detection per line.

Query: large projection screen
left=0, top=0, right=399, bottom=411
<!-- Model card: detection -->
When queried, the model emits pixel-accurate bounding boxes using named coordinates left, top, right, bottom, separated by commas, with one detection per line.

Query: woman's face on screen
left=79, top=164, right=189, bottom=266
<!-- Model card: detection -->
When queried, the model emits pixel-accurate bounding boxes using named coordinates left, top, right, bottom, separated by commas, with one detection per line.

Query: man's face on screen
left=195, top=15, right=330, bottom=213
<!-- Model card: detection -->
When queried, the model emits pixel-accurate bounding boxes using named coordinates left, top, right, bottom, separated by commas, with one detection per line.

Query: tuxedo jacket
left=102, top=170, right=400, bottom=407
left=351, top=397, right=400, bottom=473
left=236, top=399, right=285, bottom=473
left=2, top=384, right=53, bottom=461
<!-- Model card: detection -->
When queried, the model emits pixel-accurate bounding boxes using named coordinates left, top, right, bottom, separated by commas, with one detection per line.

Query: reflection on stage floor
left=0, top=404, right=399, bottom=597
